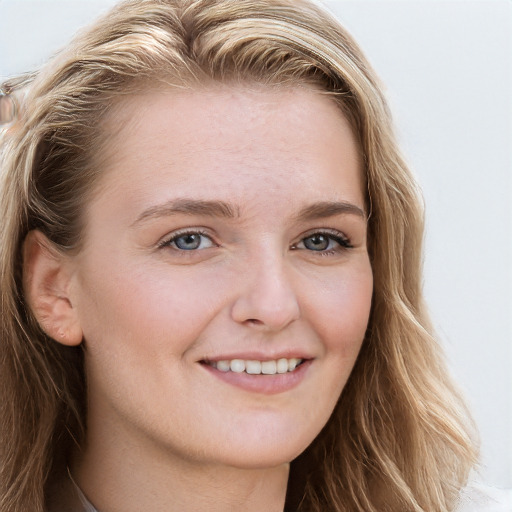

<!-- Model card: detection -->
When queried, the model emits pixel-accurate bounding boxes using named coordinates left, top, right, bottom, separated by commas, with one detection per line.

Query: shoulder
left=455, top=482, right=512, bottom=512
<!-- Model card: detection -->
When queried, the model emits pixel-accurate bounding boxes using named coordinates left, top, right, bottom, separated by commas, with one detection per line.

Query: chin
left=201, top=420, right=320, bottom=470
left=219, top=447, right=303, bottom=471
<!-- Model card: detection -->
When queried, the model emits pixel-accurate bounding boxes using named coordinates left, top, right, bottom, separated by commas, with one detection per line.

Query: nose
left=230, top=255, right=300, bottom=332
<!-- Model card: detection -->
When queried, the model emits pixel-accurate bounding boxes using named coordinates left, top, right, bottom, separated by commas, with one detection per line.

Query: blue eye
left=295, top=232, right=351, bottom=252
left=162, top=231, right=215, bottom=251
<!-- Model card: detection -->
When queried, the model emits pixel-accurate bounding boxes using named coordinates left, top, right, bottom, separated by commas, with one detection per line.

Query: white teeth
left=288, top=358, right=300, bottom=371
left=216, top=360, right=230, bottom=372
left=209, top=358, right=304, bottom=375
left=246, top=360, right=262, bottom=374
left=230, top=359, right=245, bottom=373
left=276, top=358, right=289, bottom=374
left=261, top=360, right=277, bottom=375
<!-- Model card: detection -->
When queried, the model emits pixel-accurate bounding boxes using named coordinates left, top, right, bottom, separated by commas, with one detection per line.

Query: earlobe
left=22, top=230, right=83, bottom=347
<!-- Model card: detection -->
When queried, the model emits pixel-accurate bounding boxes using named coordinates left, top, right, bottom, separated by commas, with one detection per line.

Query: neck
left=72, top=416, right=290, bottom=512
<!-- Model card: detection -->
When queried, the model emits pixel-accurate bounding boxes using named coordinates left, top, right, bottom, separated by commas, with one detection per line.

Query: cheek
left=305, top=265, right=373, bottom=359
left=75, top=258, right=222, bottom=357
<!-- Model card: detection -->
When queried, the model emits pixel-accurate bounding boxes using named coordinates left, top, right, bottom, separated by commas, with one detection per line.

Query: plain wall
left=324, top=0, right=512, bottom=489
left=1, top=0, right=511, bottom=489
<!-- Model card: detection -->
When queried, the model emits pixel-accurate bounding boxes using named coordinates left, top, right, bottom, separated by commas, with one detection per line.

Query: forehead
left=103, top=81, right=356, bottom=144
left=89, top=84, right=365, bottom=220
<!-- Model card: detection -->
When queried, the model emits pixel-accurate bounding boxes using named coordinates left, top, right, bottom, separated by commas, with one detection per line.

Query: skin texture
left=26, top=85, right=373, bottom=511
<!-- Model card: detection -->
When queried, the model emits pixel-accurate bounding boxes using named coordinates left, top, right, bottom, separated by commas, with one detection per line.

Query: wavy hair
left=0, top=1, right=477, bottom=510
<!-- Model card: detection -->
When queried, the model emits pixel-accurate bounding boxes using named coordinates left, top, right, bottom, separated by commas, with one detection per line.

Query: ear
left=22, top=230, right=83, bottom=346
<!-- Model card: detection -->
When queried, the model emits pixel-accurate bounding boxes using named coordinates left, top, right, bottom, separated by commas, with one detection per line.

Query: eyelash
left=158, top=228, right=352, bottom=256
left=157, top=229, right=216, bottom=252
left=291, top=230, right=353, bottom=255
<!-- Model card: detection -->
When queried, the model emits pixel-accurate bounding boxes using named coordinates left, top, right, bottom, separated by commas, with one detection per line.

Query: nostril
left=231, top=281, right=300, bottom=331
left=246, top=318, right=264, bottom=326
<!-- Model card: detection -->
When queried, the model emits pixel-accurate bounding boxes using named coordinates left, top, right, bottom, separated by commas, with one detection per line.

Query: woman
left=0, top=0, right=480, bottom=510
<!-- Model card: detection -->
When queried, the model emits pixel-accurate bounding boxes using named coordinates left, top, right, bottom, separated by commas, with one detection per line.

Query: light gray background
left=1, top=0, right=511, bottom=490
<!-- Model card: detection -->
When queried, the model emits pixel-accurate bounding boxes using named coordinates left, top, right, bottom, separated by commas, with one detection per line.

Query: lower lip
left=201, top=360, right=312, bottom=395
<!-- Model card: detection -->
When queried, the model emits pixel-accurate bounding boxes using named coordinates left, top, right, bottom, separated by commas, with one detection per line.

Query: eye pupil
left=175, top=234, right=201, bottom=250
left=304, top=234, right=329, bottom=251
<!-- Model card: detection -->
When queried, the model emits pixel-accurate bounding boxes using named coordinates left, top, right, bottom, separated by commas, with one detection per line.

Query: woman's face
left=69, top=85, right=373, bottom=470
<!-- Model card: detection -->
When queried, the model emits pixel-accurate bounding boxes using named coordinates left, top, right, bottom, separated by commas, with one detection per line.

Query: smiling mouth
left=201, top=358, right=305, bottom=375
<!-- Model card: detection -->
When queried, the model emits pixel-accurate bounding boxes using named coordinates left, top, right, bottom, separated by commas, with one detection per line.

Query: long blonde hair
left=0, top=1, right=477, bottom=510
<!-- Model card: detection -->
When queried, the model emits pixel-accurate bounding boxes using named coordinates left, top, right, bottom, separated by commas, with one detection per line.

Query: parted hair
left=0, top=1, right=477, bottom=511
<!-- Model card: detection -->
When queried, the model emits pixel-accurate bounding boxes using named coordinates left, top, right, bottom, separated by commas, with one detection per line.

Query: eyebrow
left=294, top=201, right=366, bottom=222
left=132, top=198, right=366, bottom=226
left=132, top=198, right=239, bottom=225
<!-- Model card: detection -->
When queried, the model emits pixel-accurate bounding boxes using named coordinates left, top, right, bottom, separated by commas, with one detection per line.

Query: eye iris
left=175, top=234, right=201, bottom=250
left=304, top=234, right=329, bottom=251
